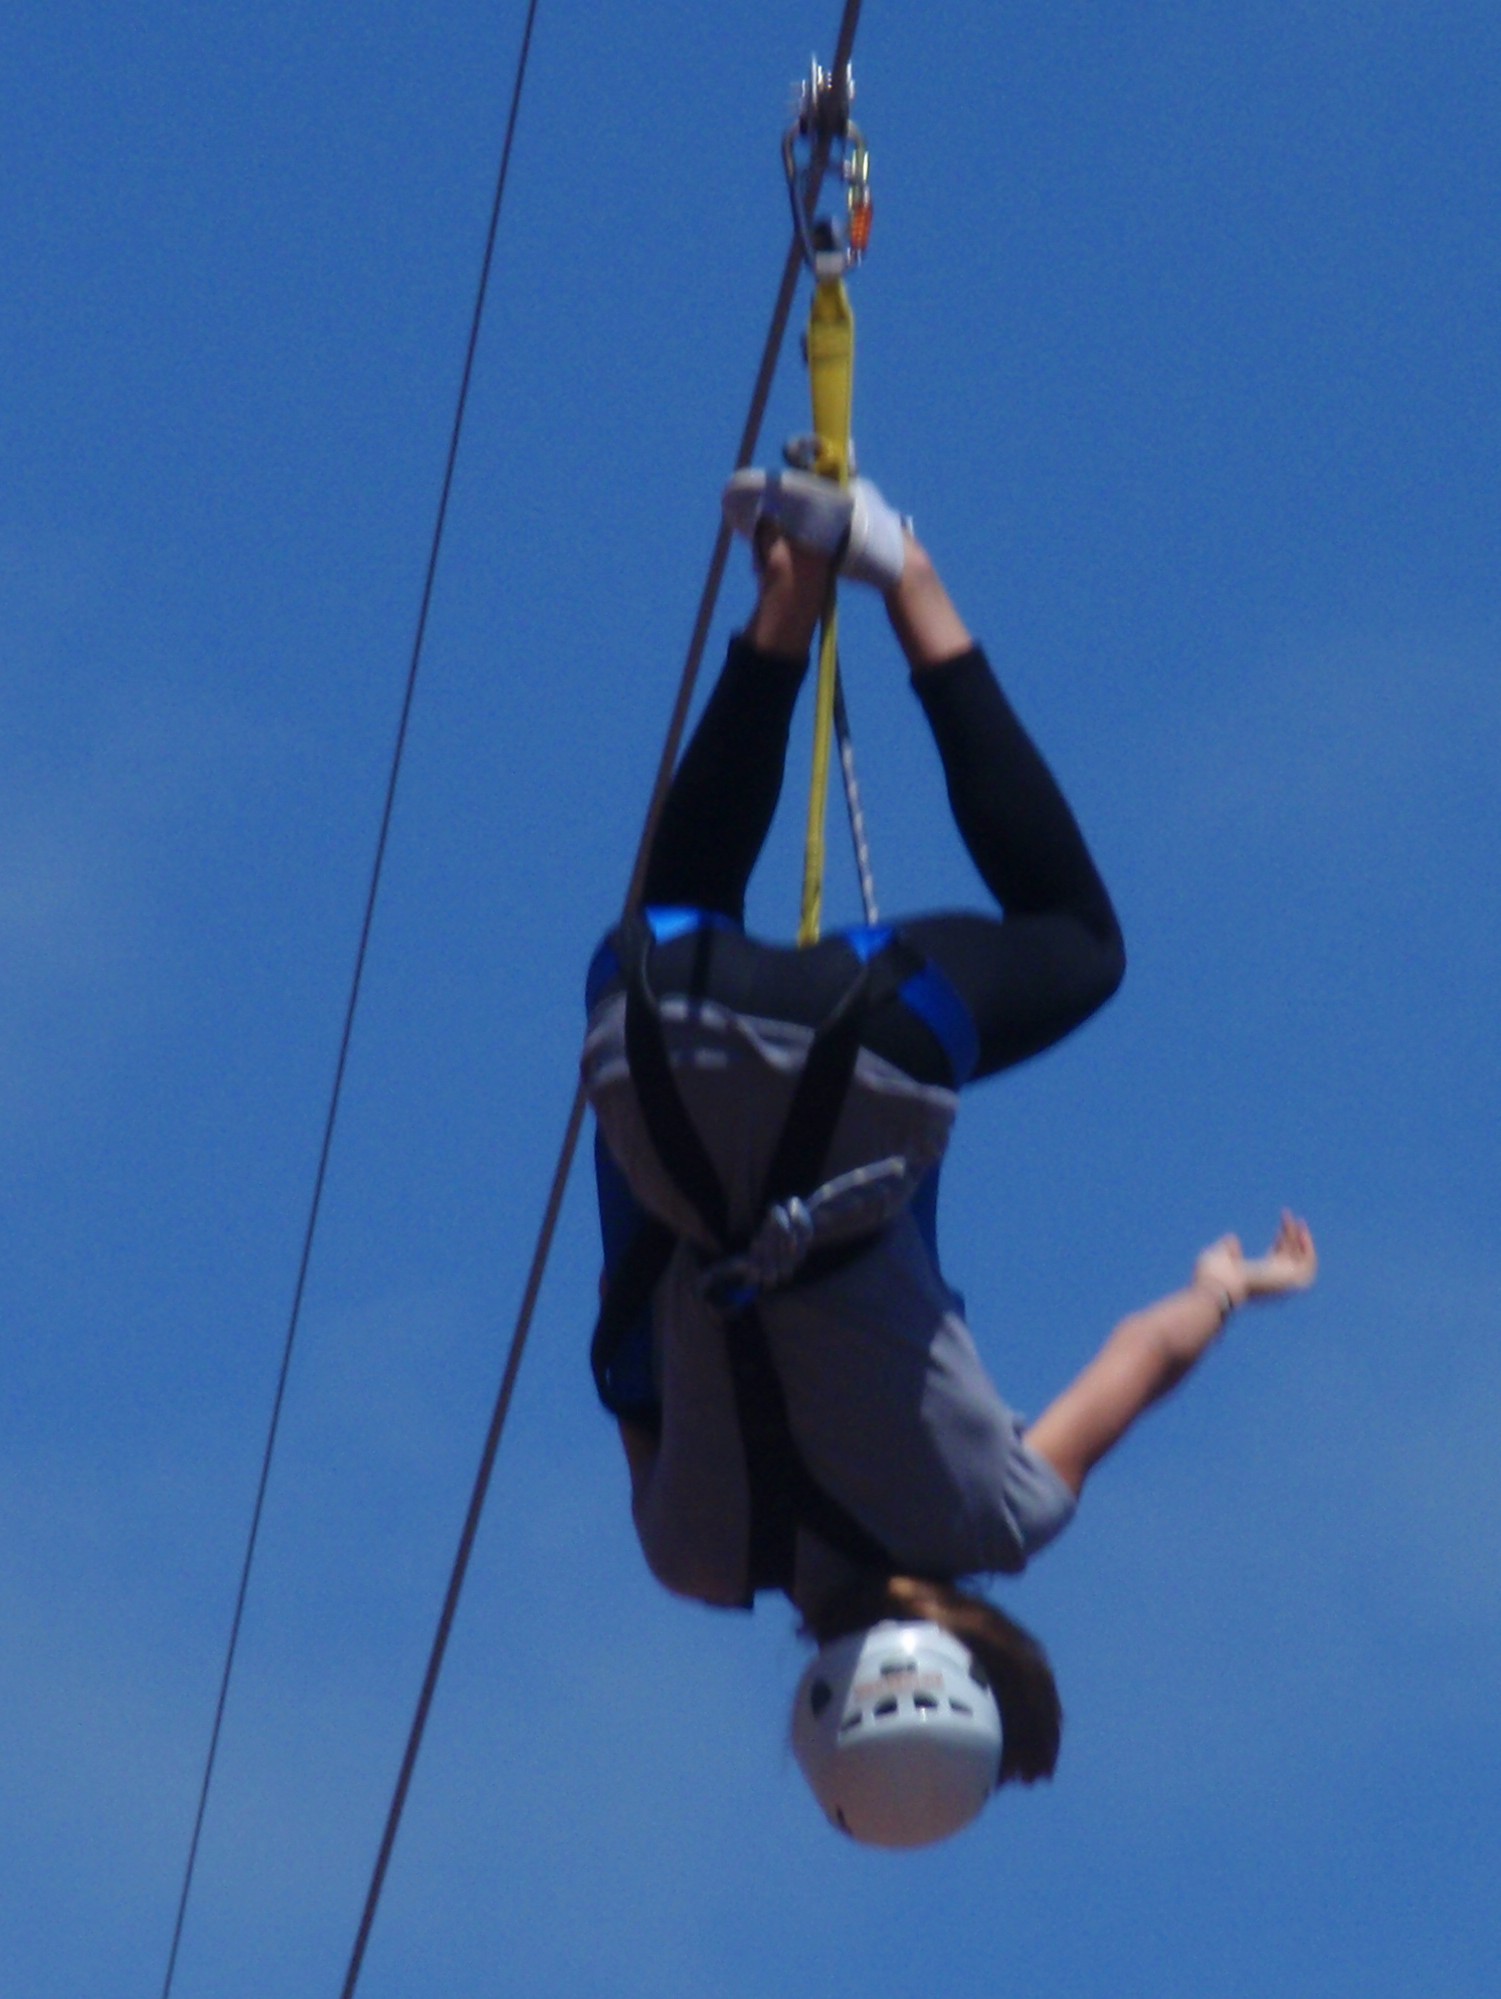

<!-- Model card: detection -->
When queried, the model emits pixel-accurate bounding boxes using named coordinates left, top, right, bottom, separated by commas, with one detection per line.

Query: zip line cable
left=338, top=5, right=867, bottom=1991
left=157, top=7, right=543, bottom=1995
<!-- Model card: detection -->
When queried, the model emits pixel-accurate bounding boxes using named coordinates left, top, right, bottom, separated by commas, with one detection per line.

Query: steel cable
left=158, top=6, right=544, bottom=1995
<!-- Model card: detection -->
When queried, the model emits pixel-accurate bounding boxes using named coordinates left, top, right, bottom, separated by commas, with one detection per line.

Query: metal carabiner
left=782, top=58, right=872, bottom=278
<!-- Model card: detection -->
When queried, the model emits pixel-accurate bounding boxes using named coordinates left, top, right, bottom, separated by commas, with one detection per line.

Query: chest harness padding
left=592, top=913, right=931, bottom=1599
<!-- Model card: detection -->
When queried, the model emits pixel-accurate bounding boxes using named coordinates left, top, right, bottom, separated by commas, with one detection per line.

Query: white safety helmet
left=791, top=1620, right=1004, bottom=1848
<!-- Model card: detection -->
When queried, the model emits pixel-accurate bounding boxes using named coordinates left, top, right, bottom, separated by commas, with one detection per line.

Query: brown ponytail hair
left=800, top=1573, right=1062, bottom=1786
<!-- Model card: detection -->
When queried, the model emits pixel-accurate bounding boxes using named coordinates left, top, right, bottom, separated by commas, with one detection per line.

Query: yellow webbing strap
left=796, top=272, right=855, bottom=946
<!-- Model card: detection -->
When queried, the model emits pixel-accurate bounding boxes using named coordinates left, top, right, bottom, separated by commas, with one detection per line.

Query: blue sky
left=4, top=3, right=1499, bottom=1993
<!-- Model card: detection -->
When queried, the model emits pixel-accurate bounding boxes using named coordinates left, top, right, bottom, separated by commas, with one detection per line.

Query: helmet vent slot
left=949, top=1699, right=973, bottom=1716
left=913, top=1692, right=939, bottom=1711
left=809, top=1679, right=833, bottom=1718
left=873, top=1697, right=899, bottom=1718
left=839, top=1712, right=863, bottom=1733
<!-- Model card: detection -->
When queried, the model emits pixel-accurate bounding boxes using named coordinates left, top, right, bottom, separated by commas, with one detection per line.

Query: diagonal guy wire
left=158, top=5, right=545, bottom=1995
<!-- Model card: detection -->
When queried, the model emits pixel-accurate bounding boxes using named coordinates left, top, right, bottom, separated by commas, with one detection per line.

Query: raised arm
left=1025, top=1214, right=1317, bottom=1498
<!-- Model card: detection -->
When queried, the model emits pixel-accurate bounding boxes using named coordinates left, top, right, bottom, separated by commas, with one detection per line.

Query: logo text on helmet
left=852, top=1667, right=943, bottom=1702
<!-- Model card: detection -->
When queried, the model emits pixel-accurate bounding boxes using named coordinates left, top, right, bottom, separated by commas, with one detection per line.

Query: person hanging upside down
left=581, top=465, right=1317, bottom=1848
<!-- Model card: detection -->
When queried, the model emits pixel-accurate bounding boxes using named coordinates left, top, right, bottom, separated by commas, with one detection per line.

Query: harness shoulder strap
left=620, top=916, right=731, bottom=1247
left=758, top=932, right=923, bottom=1211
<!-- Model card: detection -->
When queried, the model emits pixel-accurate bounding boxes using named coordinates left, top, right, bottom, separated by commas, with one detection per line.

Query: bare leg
left=746, top=526, right=835, bottom=658
left=883, top=534, right=974, bottom=671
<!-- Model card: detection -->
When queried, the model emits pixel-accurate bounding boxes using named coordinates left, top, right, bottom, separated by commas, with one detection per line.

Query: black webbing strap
left=620, top=916, right=923, bottom=1256
left=620, top=918, right=731, bottom=1247
left=759, top=932, right=924, bottom=1213
left=724, top=1301, right=894, bottom=1596
left=589, top=1213, right=674, bottom=1435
